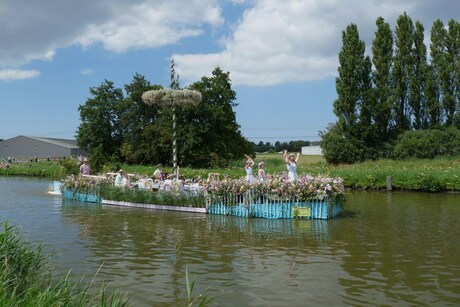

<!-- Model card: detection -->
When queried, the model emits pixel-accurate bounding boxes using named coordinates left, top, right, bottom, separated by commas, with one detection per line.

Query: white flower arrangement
left=142, top=89, right=202, bottom=106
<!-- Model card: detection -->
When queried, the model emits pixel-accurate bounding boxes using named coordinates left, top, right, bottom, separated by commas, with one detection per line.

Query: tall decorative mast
left=142, top=58, right=202, bottom=178
left=170, top=59, right=178, bottom=177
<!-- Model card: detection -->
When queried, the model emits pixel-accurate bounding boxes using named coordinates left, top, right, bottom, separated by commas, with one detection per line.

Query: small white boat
left=47, top=181, right=62, bottom=195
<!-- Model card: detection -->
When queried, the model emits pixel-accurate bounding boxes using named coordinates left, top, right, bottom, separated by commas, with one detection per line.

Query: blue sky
left=1, top=0, right=459, bottom=143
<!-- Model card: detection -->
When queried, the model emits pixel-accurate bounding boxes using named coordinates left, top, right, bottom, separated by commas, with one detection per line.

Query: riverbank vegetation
left=0, top=222, right=129, bottom=306
left=3, top=154, right=459, bottom=192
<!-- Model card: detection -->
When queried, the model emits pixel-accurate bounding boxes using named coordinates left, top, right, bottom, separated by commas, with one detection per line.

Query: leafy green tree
left=371, top=17, right=394, bottom=140
left=76, top=80, right=124, bottom=170
left=253, top=141, right=273, bottom=153
left=410, top=21, right=428, bottom=129
left=176, top=67, right=253, bottom=167
left=393, top=12, right=414, bottom=133
left=118, top=74, right=163, bottom=164
left=320, top=124, right=365, bottom=164
left=288, top=140, right=311, bottom=152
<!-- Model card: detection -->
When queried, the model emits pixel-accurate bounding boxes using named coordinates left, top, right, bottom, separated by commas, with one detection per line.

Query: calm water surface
left=0, top=176, right=459, bottom=306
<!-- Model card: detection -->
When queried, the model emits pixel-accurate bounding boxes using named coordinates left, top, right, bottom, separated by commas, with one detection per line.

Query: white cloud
left=0, top=0, right=223, bottom=65
left=80, top=68, right=95, bottom=75
left=174, top=0, right=460, bottom=86
left=0, top=69, right=40, bottom=81
left=75, top=0, right=223, bottom=53
left=0, top=0, right=459, bottom=86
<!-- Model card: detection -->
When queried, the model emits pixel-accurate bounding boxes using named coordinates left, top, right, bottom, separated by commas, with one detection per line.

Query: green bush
left=417, top=173, right=443, bottom=192
left=59, top=158, right=80, bottom=175
left=320, top=128, right=365, bottom=164
left=394, top=128, right=460, bottom=159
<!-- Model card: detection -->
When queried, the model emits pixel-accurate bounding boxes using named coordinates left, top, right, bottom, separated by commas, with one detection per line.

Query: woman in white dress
left=283, top=151, right=300, bottom=182
left=244, top=154, right=255, bottom=183
left=258, top=161, right=266, bottom=182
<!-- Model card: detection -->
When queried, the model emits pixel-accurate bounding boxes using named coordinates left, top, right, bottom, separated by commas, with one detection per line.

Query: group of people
left=244, top=151, right=300, bottom=183
left=78, top=150, right=301, bottom=190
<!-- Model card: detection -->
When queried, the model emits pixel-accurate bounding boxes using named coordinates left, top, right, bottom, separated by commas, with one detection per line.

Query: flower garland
left=142, top=89, right=202, bottom=106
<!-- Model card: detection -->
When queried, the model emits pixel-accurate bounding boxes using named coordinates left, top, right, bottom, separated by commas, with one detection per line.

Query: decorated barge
left=55, top=174, right=345, bottom=220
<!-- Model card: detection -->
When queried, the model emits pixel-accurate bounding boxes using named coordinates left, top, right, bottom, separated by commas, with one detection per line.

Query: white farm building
left=301, top=145, right=323, bottom=156
left=0, top=135, right=86, bottom=160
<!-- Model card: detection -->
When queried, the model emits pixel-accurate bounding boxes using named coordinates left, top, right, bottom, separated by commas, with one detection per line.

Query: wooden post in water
left=386, top=176, right=393, bottom=191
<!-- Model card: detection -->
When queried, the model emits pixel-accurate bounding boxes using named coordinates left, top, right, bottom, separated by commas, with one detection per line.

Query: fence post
left=386, top=176, right=393, bottom=191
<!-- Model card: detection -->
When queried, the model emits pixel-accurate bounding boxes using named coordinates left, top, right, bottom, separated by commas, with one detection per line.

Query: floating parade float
left=51, top=172, right=345, bottom=220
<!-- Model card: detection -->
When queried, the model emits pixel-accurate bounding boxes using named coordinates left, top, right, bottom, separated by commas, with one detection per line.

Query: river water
left=0, top=176, right=459, bottom=306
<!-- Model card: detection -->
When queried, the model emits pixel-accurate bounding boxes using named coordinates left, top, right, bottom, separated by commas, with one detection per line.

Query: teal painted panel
left=62, top=189, right=101, bottom=203
left=207, top=200, right=342, bottom=219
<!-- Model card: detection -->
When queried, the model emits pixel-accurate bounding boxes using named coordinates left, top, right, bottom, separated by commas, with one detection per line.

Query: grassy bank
left=0, top=222, right=129, bottom=306
left=2, top=154, right=460, bottom=192
left=0, top=161, right=64, bottom=178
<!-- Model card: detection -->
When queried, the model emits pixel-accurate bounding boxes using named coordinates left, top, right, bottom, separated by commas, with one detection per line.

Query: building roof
left=22, top=136, right=79, bottom=149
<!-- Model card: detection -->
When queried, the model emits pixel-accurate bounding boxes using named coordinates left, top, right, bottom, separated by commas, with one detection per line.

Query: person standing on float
left=283, top=151, right=300, bottom=182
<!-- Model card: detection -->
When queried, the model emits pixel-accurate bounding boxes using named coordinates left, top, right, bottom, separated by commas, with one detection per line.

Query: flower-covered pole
left=170, top=59, right=178, bottom=177
left=142, top=59, right=202, bottom=177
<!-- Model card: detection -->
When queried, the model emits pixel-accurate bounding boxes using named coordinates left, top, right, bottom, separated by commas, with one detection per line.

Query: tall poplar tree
left=393, top=12, right=414, bottom=133
left=429, top=19, right=447, bottom=125
left=424, top=64, right=442, bottom=127
left=430, top=19, right=449, bottom=125
left=410, top=21, right=428, bottom=129
left=371, top=17, right=393, bottom=140
left=334, top=23, right=367, bottom=137
left=357, top=55, right=376, bottom=150
left=446, top=19, right=460, bottom=126
left=322, top=23, right=372, bottom=163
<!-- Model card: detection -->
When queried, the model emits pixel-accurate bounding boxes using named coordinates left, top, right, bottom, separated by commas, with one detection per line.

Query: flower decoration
left=205, top=174, right=345, bottom=202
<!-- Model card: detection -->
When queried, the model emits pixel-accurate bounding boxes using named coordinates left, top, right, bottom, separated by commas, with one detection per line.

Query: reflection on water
left=1, top=177, right=460, bottom=306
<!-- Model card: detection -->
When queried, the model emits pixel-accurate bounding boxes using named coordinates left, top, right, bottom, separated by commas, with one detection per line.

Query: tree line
left=252, top=140, right=311, bottom=153
left=76, top=67, right=253, bottom=171
left=321, top=13, right=460, bottom=164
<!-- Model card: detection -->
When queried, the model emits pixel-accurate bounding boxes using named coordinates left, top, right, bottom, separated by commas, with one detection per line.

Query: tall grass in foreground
left=0, top=222, right=129, bottom=307
left=185, top=266, right=215, bottom=307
